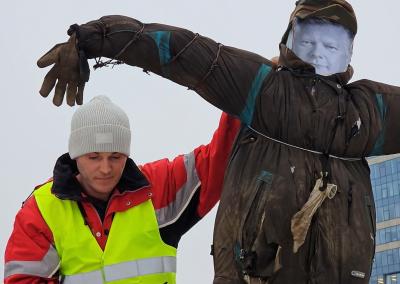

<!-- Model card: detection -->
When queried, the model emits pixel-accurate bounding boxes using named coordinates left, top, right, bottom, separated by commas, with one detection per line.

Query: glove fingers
left=76, top=83, right=85, bottom=105
left=53, top=81, right=67, bottom=107
left=66, top=83, right=77, bottom=107
left=38, top=35, right=86, bottom=106
left=39, top=66, right=58, bottom=98
left=37, top=43, right=65, bottom=68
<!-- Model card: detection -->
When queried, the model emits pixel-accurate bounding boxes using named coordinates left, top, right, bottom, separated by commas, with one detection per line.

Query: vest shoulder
left=34, top=177, right=53, bottom=190
left=33, top=180, right=55, bottom=197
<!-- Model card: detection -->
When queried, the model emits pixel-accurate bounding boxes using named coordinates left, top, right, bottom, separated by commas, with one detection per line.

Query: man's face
left=291, top=21, right=353, bottom=76
left=76, top=152, right=128, bottom=200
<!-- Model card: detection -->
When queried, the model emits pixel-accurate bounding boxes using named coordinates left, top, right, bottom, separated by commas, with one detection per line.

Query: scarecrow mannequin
left=36, top=0, right=400, bottom=283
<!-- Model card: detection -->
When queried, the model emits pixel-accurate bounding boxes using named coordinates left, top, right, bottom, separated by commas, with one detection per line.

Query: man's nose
left=99, top=160, right=112, bottom=174
left=311, top=43, right=324, bottom=59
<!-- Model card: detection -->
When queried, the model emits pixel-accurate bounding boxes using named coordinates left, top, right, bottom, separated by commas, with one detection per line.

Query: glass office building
left=369, top=154, right=400, bottom=284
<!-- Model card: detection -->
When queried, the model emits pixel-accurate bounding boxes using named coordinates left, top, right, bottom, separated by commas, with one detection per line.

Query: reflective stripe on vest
left=4, top=245, right=60, bottom=279
left=34, top=182, right=177, bottom=284
left=63, top=256, right=176, bottom=283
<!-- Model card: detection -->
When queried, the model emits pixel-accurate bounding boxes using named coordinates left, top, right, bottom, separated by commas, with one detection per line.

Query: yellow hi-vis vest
left=34, top=182, right=177, bottom=284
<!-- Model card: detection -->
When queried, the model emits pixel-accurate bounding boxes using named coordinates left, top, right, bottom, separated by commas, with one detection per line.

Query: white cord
left=247, top=126, right=362, bottom=162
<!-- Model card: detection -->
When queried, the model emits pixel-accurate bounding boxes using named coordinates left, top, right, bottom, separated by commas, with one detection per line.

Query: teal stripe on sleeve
left=370, top=93, right=387, bottom=156
left=240, top=64, right=272, bottom=125
left=148, top=31, right=172, bottom=65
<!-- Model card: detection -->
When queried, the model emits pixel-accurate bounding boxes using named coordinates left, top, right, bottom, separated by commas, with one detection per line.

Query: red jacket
left=4, top=113, right=241, bottom=284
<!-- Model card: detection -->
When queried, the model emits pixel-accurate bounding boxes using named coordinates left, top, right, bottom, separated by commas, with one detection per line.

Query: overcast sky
left=1, top=1, right=399, bottom=283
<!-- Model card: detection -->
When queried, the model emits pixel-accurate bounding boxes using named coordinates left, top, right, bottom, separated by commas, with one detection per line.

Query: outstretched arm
left=139, top=113, right=241, bottom=244
left=349, top=79, right=400, bottom=156
left=38, top=15, right=274, bottom=120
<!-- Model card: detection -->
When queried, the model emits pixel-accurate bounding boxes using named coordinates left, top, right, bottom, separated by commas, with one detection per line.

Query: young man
left=35, top=0, right=400, bottom=283
left=4, top=96, right=240, bottom=283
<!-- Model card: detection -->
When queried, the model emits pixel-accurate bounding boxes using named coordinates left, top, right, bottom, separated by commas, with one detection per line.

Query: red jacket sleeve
left=140, top=112, right=240, bottom=228
left=194, top=113, right=241, bottom=217
left=4, top=196, right=59, bottom=284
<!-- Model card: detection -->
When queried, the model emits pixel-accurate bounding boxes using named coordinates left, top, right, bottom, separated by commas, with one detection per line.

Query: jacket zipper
left=309, top=79, right=318, bottom=148
left=364, top=195, right=376, bottom=239
left=236, top=178, right=269, bottom=277
left=240, top=173, right=272, bottom=258
left=364, top=194, right=376, bottom=276
left=347, top=185, right=353, bottom=225
left=241, top=181, right=266, bottom=246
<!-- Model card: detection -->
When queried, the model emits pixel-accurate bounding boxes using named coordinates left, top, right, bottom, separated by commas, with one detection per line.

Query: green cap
left=291, top=0, right=357, bottom=34
left=282, top=0, right=357, bottom=44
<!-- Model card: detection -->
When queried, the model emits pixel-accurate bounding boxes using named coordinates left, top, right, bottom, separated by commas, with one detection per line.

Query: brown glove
left=37, top=34, right=88, bottom=106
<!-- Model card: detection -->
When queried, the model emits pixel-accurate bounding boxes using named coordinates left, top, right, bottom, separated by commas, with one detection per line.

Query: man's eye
left=88, top=156, right=99, bottom=160
left=111, top=155, right=121, bottom=160
left=327, top=45, right=338, bottom=50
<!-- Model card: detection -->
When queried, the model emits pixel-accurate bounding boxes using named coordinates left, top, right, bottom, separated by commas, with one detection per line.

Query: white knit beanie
left=68, top=96, right=131, bottom=159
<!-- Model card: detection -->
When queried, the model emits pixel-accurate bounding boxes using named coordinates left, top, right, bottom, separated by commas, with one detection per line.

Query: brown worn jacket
left=73, top=15, right=400, bottom=284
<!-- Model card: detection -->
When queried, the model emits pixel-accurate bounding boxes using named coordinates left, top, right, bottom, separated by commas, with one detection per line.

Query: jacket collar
left=277, top=43, right=353, bottom=86
left=51, top=153, right=150, bottom=201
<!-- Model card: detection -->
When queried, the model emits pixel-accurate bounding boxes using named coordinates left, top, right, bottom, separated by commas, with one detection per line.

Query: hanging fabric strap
left=291, top=175, right=337, bottom=253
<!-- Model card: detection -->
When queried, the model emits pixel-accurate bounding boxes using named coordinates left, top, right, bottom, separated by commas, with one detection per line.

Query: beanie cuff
left=69, top=124, right=131, bottom=159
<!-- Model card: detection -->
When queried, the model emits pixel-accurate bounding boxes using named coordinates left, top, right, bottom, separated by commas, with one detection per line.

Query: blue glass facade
left=370, top=157, right=400, bottom=284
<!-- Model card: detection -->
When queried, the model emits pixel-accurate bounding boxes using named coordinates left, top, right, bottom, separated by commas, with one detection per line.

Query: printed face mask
left=289, top=21, right=353, bottom=76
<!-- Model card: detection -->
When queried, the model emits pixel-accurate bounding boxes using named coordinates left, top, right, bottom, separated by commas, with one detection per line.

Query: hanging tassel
left=291, top=175, right=337, bottom=253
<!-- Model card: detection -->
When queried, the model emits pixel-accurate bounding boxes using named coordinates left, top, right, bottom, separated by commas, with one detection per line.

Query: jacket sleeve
left=4, top=196, right=60, bottom=284
left=140, top=113, right=241, bottom=229
left=75, top=15, right=273, bottom=120
left=349, top=79, right=400, bottom=156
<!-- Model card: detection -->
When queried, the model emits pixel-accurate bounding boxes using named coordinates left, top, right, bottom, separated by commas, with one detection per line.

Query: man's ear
left=347, top=41, right=354, bottom=65
left=286, top=18, right=299, bottom=49
left=286, top=30, right=294, bottom=49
